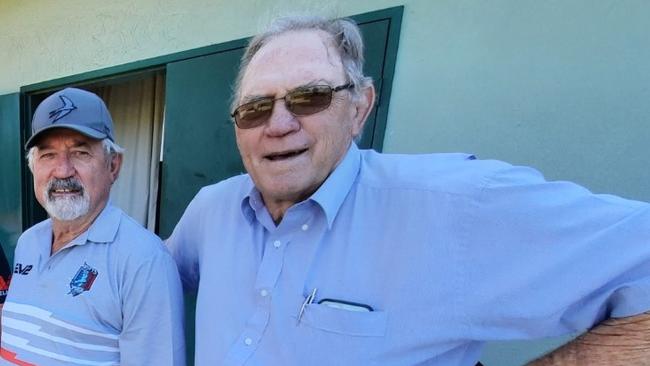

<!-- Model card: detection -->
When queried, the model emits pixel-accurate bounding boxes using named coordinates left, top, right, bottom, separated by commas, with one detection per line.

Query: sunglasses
left=231, top=83, right=354, bottom=129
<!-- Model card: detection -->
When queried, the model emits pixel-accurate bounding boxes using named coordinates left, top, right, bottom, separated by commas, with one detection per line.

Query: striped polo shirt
left=1, top=204, right=185, bottom=366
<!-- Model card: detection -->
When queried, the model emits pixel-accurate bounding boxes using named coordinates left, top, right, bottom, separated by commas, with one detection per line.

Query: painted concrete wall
left=1, top=1, right=649, bottom=365
left=1, top=0, right=648, bottom=200
left=0, top=0, right=403, bottom=95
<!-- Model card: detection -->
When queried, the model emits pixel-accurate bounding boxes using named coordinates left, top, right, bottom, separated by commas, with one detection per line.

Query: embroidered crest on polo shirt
left=68, top=262, right=98, bottom=296
left=48, top=95, right=77, bottom=123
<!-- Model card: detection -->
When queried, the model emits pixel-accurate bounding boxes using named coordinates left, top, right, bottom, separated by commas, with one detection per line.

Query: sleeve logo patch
left=68, top=262, right=98, bottom=297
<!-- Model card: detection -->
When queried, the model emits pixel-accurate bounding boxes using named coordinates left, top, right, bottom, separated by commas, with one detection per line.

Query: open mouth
left=51, top=189, right=81, bottom=194
left=47, top=178, right=84, bottom=199
left=264, top=148, right=308, bottom=161
left=49, top=188, right=83, bottom=200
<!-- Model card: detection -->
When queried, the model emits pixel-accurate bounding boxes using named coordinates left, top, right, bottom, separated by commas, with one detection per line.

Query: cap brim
left=24, top=124, right=109, bottom=150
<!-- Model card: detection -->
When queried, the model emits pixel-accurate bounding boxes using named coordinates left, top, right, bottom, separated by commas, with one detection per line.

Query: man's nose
left=53, top=155, right=76, bottom=178
left=265, top=100, right=300, bottom=137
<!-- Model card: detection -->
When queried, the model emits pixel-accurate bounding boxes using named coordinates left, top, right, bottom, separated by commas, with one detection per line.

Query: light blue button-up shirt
left=168, top=143, right=650, bottom=365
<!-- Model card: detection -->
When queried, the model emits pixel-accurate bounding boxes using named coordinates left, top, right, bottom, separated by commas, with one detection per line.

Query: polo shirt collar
left=68, top=202, right=121, bottom=246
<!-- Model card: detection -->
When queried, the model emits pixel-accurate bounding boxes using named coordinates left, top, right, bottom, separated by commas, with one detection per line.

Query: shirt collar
left=240, top=178, right=259, bottom=225
left=68, top=202, right=122, bottom=246
left=240, top=143, right=361, bottom=229
left=310, top=143, right=361, bottom=228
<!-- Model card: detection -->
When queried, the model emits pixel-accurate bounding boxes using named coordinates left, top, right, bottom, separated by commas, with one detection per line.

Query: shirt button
left=244, top=337, right=253, bottom=346
left=301, top=224, right=309, bottom=231
left=260, top=289, right=268, bottom=297
left=273, top=240, right=281, bottom=248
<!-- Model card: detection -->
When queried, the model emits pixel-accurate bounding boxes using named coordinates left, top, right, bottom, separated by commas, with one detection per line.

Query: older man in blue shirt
left=167, top=15, right=650, bottom=365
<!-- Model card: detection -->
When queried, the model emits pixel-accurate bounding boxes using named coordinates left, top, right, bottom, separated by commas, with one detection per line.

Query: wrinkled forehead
left=240, top=30, right=345, bottom=97
left=34, top=128, right=101, bottom=150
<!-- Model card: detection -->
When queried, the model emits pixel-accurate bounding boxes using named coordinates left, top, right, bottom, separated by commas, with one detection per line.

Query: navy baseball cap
left=25, top=87, right=115, bottom=149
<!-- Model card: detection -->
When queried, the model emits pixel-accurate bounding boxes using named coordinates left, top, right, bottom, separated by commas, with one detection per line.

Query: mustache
left=47, top=178, right=84, bottom=198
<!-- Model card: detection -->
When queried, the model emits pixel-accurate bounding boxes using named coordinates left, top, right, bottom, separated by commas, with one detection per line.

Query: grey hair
left=27, top=138, right=124, bottom=172
left=231, top=15, right=373, bottom=113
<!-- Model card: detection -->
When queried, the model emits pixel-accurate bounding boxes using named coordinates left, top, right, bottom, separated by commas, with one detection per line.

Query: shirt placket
left=223, top=230, right=292, bottom=365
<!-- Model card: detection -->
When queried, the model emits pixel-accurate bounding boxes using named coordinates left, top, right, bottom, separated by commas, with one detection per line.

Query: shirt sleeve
left=165, top=193, right=203, bottom=292
left=462, top=164, right=650, bottom=340
left=119, top=250, right=186, bottom=366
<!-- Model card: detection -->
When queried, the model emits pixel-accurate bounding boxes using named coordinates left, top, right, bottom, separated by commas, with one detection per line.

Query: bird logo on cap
left=48, top=95, right=77, bottom=123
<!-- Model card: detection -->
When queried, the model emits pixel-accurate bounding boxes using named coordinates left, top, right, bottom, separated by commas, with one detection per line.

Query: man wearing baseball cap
left=0, top=88, right=185, bottom=365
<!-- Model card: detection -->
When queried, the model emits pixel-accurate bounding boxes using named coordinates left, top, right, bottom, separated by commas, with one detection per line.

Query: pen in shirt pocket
left=296, top=287, right=318, bottom=324
left=297, top=289, right=376, bottom=324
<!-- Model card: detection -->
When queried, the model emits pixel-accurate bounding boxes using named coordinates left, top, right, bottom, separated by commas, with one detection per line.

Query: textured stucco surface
left=1, top=1, right=649, bottom=226
left=0, top=0, right=405, bottom=94
left=3, top=1, right=648, bottom=202
left=2, top=1, right=648, bottom=200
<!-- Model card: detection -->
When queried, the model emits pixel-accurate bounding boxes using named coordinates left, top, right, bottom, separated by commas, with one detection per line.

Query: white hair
left=231, top=15, right=373, bottom=113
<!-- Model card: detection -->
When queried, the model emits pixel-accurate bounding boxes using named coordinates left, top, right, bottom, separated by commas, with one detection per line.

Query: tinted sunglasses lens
left=236, top=99, right=273, bottom=128
left=287, top=86, right=333, bottom=115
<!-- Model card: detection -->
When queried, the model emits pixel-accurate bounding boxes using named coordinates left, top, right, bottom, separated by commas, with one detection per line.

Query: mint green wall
left=0, top=0, right=404, bottom=95
left=2, top=0, right=647, bottom=201
left=384, top=1, right=650, bottom=203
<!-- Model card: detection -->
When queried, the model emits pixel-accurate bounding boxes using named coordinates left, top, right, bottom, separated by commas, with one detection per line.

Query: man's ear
left=351, top=85, right=376, bottom=138
left=109, top=153, right=123, bottom=183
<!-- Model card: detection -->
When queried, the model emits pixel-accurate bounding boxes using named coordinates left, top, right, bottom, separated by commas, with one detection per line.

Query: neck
left=267, top=201, right=294, bottom=225
left=50, top=201, right=107, bottom=255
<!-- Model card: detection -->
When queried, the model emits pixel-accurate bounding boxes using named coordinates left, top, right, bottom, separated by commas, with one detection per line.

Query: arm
left=464, top=164, right=650, bottom=343
left=529, top=311, right=650, bottom=365
left=120, top=251, right=186, bottom=366
left=164, top=192, right=204, bottom=292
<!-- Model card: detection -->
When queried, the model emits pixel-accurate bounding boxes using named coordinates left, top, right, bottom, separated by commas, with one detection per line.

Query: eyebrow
left=240, top=79, right=331, bottom=103
left=37, top=139, right=92, bottom=151
left=240, top=94, right=271, bottom=104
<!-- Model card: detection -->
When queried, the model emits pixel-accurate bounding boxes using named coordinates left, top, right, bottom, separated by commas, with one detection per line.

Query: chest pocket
left=300, top=303, right=387, bottom=337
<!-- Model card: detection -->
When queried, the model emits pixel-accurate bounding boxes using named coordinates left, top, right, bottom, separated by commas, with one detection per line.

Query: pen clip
left=296, top=287, right=317, bottom=325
